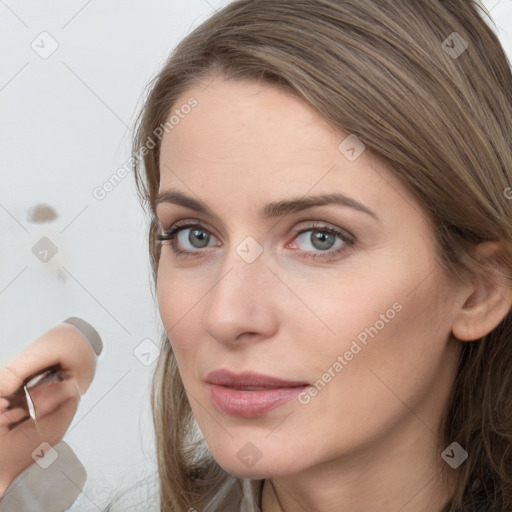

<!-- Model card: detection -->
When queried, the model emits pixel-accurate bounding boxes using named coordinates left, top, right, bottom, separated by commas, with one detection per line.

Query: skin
left=155, top=77, right=512, bottom=512
left=0, top=323, right=98, bottom=497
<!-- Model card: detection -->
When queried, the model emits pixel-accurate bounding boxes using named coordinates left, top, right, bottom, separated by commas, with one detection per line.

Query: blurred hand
left=0, top=322, right=99, bottom=497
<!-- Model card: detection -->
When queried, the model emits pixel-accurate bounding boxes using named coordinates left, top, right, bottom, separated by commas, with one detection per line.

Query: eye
left=287, top=224, right=354, bottom=260
left=176, top=227, right=213, bottom=249
left=295, top=230, right=342, bottom=251
left=157, top=221, right=221, bottom=257
left=157, top=220, right=355, bottom=261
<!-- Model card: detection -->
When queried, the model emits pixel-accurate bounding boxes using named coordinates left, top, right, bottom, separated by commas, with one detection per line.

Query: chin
left=208, top=443, right=303, bottom=480
left=217, top=460, right=286, bottom=480
left=223, top=466, right=268, bottom=479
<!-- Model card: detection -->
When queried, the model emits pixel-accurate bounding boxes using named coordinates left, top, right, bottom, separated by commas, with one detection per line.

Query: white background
left=0, top=1, right=511, bottom=510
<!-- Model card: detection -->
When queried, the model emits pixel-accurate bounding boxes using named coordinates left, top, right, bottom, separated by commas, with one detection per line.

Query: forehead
left=160, top=78, right=357, bottom=186
left=162, top=78, right=340, bottom=165
left=157, top=77, right=421, bottom=228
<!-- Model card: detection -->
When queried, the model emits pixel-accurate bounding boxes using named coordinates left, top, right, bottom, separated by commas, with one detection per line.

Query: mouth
left=205, top=369, right=310, bottom=418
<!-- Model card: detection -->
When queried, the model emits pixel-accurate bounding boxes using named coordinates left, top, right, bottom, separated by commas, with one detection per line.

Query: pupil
left=311, top=231, right=334, bottom=250
left=190, top=229, right=210, bottom=248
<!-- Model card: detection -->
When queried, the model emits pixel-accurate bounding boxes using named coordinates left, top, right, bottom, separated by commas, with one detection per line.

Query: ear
left=452, top=241, right=512, bottom=341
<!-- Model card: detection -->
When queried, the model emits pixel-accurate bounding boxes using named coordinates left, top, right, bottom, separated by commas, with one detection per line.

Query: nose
left=202, top=246, right=279, bottom=346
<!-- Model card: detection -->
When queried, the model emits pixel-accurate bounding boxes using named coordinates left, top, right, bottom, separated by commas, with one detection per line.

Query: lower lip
left=208, top=384, right=308, bottom=417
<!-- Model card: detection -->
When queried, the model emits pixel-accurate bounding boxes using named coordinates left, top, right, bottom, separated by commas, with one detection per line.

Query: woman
left=130, top=0, right=512, bottom=511
left=3, top=1, right=511, bottom=511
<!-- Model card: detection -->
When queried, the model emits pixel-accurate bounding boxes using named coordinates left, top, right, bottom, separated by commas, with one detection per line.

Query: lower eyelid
left=298, top=244, right=352, bottom=260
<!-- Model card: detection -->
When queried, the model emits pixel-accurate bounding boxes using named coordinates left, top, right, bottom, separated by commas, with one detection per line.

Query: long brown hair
left=132, top=1, right=512, bottom=510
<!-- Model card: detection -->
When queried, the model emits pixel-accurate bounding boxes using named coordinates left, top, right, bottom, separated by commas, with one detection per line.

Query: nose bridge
left=208, top=244, right=268, bottom=315
left=202, top=241, right=277, bottom=343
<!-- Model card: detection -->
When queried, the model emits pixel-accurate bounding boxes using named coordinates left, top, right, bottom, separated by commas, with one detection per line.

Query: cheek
left=291, top=239, right=452, bottom=366
left=295, top=269, right=456, bottom=427
left=156, top=255, right=198, bottom=326
left=156, top=262, right=206, bottom=372
left=285, top=251, right=453, bottom=384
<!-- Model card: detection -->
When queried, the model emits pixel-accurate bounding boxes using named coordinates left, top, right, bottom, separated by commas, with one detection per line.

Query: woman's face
left=155, top=77, right=462, bottom=479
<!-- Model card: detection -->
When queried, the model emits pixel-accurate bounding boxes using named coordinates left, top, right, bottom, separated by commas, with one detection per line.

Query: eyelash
left=156, top=220, right=355, bottom=261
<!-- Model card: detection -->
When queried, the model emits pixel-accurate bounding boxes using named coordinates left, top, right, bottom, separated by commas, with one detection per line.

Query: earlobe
left=451, top=241, right=512, bottom=342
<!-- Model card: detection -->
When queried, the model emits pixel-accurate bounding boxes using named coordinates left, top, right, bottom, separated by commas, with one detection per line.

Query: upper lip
left=205, top=369, right=309, bottom=389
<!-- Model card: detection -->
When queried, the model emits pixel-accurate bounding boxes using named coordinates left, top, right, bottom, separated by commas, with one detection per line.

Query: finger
left=0, top=323, right=99, bottom=400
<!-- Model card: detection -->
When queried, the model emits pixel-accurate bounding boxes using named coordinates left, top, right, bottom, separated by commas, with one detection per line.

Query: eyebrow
left=155, top=190, right=379, bottom=221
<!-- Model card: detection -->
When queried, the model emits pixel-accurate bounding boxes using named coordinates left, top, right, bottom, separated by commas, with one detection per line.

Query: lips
left=205, top=369, right=310, bottom=417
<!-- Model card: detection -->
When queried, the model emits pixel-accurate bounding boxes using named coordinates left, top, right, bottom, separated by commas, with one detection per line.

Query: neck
left=261, top=420, right=457, bottom=512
